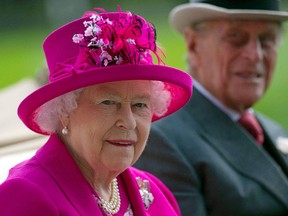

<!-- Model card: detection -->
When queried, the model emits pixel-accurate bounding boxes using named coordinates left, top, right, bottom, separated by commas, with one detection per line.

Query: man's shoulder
left=153, top=102, right=199, bottom=128
left=257, top=112, right=285, bottom=127
left=256, top=112, right=288, bottom=138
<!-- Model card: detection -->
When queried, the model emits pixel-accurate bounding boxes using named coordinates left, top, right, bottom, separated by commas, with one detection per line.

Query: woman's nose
left=115, top=105, right=136, bottom=130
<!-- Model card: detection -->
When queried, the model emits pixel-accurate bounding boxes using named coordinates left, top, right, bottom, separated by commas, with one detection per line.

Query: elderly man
left=135, top=0, right=288, bottom=215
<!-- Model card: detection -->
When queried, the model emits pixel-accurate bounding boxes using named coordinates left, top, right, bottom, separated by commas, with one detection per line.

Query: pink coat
left=0, top=135, right=181, bottom=215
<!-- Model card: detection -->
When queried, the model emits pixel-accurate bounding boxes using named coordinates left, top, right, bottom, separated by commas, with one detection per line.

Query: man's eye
left=228, top=32, right=241, bottom=39
left=224, top=31, right=247, bottom=46
left=259, top=35, right=277, bottom=47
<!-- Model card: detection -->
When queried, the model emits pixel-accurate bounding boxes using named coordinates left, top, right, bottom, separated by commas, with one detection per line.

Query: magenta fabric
left=17, top=11, right=193, bottom=135
left=0, top=134, right=181, bottom=215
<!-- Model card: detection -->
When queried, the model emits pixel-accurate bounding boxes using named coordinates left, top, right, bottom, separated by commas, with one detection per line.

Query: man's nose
left=241, top=38, right=264, bottom=63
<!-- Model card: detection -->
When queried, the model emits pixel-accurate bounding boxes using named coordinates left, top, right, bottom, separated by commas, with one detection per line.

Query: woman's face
left=64, top=80, right=153, bottom=175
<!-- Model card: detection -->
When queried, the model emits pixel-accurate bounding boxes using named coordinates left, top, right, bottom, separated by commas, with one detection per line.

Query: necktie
left=238, top=112, right=264, bottom=145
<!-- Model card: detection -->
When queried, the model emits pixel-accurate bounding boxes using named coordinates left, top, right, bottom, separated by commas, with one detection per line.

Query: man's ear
left=184, top=27, right=196, bottom=52
left=183, top=27, right=200, bottom=68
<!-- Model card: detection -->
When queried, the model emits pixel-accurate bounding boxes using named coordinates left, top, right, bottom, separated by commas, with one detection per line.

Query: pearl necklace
left=95, top=178, right=121, bottom=215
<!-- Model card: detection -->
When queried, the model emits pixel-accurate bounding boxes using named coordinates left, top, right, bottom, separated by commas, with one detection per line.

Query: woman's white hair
left=34, top=81, right=171, bottom=134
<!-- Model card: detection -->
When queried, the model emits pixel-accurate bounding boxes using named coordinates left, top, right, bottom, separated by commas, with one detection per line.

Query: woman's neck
left=63, top=140, right=117, bottom=199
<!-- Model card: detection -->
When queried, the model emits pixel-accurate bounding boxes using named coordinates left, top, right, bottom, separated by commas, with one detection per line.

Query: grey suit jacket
left=135, top=88, right=288, bottom=216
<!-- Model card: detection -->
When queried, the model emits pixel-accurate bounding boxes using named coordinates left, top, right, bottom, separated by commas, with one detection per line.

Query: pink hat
left=18, top=8, right=193, bottom=135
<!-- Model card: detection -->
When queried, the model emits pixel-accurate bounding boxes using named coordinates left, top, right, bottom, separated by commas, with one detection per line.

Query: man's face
left=186, top=19, right=281, bottom=112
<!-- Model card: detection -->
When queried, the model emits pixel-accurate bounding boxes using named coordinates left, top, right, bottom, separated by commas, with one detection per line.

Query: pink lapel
left=121, top=168, right=148, bottom=216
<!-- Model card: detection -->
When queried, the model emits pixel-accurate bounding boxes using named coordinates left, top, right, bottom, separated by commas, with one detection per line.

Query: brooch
left=136, top=177, right=154, bottom=210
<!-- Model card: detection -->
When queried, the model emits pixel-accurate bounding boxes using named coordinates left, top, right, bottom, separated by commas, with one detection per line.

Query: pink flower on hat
left=72, top=9, right=161, bottom=67
left=72, top=34, right=84, bottom=43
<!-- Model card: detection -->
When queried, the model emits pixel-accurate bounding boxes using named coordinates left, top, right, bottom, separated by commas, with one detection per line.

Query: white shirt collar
left=193, top=79, right=253, bottom=121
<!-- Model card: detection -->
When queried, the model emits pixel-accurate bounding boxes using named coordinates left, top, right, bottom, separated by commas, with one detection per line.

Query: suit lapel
left=35, top=135, right=101, bottom=215
left=189, top=89, right=288, bottom=206
left=258, top=114, right=288, bottom=176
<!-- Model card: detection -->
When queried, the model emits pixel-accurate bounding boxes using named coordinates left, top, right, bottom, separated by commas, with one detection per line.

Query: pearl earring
left=62, top=126, right=69, bottom=135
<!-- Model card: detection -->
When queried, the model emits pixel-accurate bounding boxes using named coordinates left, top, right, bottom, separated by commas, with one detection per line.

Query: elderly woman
left=0, top=8, right=192, bottom=216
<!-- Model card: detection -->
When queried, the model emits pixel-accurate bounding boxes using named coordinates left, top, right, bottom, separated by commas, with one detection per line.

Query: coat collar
left=35, top=134, right=101, bottom=215
left=121, top=169, right=149, bottom=216
left=188, top=89, right=288, bottom=207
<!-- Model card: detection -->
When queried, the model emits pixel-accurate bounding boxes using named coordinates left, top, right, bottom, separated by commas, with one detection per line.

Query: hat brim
left=18, top=64, right=192, bottom=135
left=170, top=3, right=288, bottom=34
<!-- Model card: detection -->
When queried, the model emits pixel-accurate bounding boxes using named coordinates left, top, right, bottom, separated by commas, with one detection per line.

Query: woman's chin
left=104, top=158, right=133, bottom=173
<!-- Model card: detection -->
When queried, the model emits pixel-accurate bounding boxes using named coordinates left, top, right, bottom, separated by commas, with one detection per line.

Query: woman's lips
left=107, top=140, right=135, bottom=147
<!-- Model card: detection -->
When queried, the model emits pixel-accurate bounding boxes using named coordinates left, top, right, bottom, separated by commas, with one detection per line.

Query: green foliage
left=0, top=28, right=48, bottom=88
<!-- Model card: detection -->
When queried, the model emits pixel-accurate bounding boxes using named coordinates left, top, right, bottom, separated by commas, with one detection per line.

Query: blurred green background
left=1, top=0, right=288, bottom=130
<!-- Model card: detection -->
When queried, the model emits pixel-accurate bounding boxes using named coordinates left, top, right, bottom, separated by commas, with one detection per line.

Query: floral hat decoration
left=18, top=7, right=193, bottom=135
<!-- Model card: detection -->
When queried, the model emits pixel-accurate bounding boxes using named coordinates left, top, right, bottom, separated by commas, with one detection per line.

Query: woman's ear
left=60, top=115, right=69, bottom=127
left=59, top=115, right=70, bottom=135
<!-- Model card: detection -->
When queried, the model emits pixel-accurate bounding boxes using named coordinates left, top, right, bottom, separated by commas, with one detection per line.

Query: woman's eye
left=134, top=103, right=148, bottom=108
left=101, top=100, right=114, bottom=105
